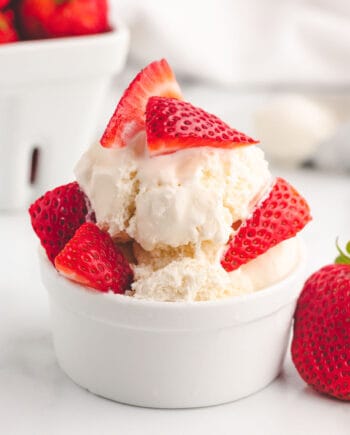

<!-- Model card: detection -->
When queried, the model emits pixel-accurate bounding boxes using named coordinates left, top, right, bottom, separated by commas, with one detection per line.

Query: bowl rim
left=0, top=23, right=127, bottom=52
left=40, top=238, right=306, bottom=308
left=0, top=21, right=129, bottom=85
left=40, top=239, right=306, bottom=329
left=38, top=237, right=306, bottom=309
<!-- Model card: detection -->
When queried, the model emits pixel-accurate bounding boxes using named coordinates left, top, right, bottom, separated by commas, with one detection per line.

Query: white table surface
left=0, top=167, right=349, bottom=435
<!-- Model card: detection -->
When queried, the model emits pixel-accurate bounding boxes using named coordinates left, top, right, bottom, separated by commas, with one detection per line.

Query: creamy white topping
left=75, top=139, right=299, bottom=302
left=75, top=141, right=270, bottom=252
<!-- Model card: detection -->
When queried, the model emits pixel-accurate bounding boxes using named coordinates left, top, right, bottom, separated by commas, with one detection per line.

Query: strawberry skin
left=18, top=0, right=108, bottom=40
left=146, top=97, right=258, bottom=156
left=0, top=0, right=10, bottom=8
left=18, top=0, right=55, bottom=39
left=0, top=10, right=19, bottom=43
left=101, top=59, right=183, bottom=148
left=45, top=0, right=109, bottom=38
left=55, top=222, right=133, bottom=293
left=221, top=177, right=311, bottom=272
left=292, top=264, right=350, bottom=400
left=29, top=182, right=94, bottom=263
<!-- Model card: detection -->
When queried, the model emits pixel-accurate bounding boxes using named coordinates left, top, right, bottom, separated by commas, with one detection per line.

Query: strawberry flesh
left=221, top=177, right=311, bottom=271
left=55, top=222, right=133, bottom=293
left=292, top=263, right=350, bottom=401
left=146, top=97, right=258, bottom=156
left=101, top=59, right=183, bottom=148
left=29, top=181, right=94, bottom=263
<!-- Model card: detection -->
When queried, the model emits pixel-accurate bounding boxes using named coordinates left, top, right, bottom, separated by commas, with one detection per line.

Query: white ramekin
left=0, top=26, right=129, bottom=211
left=39, top=247, right=305, bottom=409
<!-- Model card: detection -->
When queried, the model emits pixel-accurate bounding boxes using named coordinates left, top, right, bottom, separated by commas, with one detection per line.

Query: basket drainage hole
left=29, top=147, right=40, bottom=185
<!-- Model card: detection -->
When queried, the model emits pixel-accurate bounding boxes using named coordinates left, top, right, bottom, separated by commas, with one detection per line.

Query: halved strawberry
left=29, top=182, right=94, bottom=263
left=101, top=59, right=183, bottom=148
left=146, top=97, right=258, bottom=156
left=55, top=222, right=133, bottom=293
left=221, top=177, right=311, bottom=272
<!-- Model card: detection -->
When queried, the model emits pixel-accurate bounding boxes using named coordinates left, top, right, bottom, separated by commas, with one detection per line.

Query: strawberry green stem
left=335, top=238, right=350, bottom=265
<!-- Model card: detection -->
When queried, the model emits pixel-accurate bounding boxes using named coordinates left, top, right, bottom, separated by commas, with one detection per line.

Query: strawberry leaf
left=335, top=238, right=350, bottom=265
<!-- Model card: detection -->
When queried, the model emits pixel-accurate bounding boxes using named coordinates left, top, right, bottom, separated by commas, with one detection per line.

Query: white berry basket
left=0, top=25, right=129, bottom=210
left=39, top=243, right=306, bottom=409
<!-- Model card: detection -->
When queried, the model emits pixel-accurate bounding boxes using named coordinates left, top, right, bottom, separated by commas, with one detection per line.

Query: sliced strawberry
left=221, top=177, right=311, bottom=272
left=101, top=59, right=183, bottom=148
left=55, top=222, right=133, bottom=293
left=29, top=182, right=94, bottom=263
left=145, top=97, right=258, bottom=156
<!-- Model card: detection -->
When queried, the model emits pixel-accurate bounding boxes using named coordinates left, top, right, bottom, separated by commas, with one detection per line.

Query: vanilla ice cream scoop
left=74, top=137, right=303, bottom=302
left=75, top=140, right=270, bottom=252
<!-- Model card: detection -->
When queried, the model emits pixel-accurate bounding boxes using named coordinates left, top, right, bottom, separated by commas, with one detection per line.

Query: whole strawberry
left=0, top=10, right=19, bottom=43
left=146, top=97, right=258, bottom=156
left=292, top=241, right=350, bottom=400
left=18, top=0, right=109, bottom=40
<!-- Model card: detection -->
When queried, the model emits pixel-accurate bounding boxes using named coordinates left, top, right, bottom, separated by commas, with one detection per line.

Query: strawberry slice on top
left=221, top=177, right=311, bottom=272
left=101, top=59, right=183, bottom=148
left=29, top=182, right=94, bottom=263
left=55, top=222, right=133, bottom=294
left=145, top=97, right=258, bottom=156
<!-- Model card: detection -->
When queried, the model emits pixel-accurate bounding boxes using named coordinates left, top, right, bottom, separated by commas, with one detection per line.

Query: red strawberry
left=291, top=241, right=350, bottom=401
left=0, top=0, right=11, bottom=8
left=145, top=97, right=258, bottom=156
left=46, top=0, right=108, bottom=37
left=17, top=0, right=51, bottom=39
left=18, top=0, right=109, bottom=40
left=221, top=177, right=311, bottom=271
left=55, top=222, right=133, bottom=293
left=0, top=10, right=19, bottom=43
left=29, top=182, right=94, bottom=263
left=101, top=59, right=183, bottom=148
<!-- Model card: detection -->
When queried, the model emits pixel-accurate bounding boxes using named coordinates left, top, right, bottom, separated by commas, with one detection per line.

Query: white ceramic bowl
left=39, top=247, right=305, bottom=409
left=0, top=26, right=129, bottom=210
